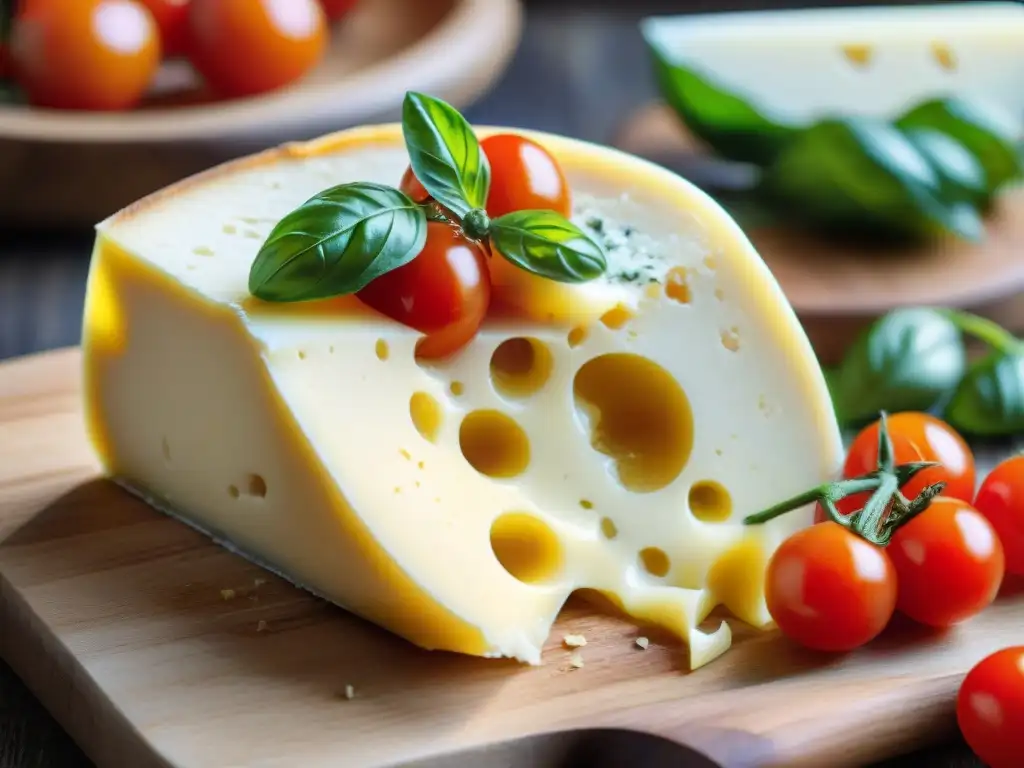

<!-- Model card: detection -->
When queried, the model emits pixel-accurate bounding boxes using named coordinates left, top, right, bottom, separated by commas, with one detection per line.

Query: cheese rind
left=83, top=124, right=844, bottom=668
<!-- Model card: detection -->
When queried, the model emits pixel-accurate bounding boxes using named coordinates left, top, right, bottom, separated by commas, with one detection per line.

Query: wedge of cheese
left=642, top=3, right=1024, bottom=126
left=82, top=125, right=843, bottom=669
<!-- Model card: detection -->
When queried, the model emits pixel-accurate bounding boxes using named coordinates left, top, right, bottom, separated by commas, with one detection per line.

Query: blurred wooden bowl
left=0, top=0, right=522, bottom=229
left=614, top=102, right=1024, bottom=366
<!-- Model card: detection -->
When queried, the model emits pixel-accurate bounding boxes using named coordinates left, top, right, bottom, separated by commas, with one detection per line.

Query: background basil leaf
left=896, top=98, right=1023, bottom=196
left=490, top=210, right=606, bottom=283
left=831, top=308, right=966, bottom=425
left=642, top=34, right=797, bottom=166
left=903, top=127, right=988, bottom=207
left=757, top=118, right=981, bottom=242
left=249, top=182, right=426, bottom=302
left=946, top=352, right=1024, bottom=436
left=402, top=91, right=490, bottom=219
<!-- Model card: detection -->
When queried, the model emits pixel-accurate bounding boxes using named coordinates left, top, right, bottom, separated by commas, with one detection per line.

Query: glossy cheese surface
left=643, top=3, right=1024, bottom=125
left=82, top=125, right=843, bottom=669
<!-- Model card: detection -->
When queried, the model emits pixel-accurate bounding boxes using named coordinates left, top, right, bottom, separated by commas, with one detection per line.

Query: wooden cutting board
left=1, top=347, right=1021, bottom=768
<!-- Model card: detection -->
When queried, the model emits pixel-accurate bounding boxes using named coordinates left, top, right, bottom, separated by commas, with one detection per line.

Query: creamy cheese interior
left=83, top=126, right=843, bottom=669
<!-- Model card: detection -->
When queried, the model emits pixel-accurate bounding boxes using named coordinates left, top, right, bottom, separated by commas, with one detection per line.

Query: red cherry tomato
left=818, top=412, right=976, bottom=522
left=765, top=522, right=897, bottom=652
left=136, top=0, right=190, bottom=57
left=356, top=221, right=491, bottom=360
left=398, top=133, right=572, bottom=219
left=187, top=0, right=326, bottom=99
left=957, top=646, right=1024, bottom=768
left=974, top=455, right=1024, bottom=576
left=888, top=497, right=1004, bottom=627
left=318, top=0, right=359, bottom=21
left=10, top=0, right=161, bottom=111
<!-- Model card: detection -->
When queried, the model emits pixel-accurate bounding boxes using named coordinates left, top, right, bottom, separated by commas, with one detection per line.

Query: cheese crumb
left=256, top=620, right=267, bottom=632
left=220, top=589, right=236, bottom=600
left=343, top=685, right=356, bottom=700
left=562, top=634, right=587, bottom=649
left=569, top=651, right=585, bottom=669
left=635, top=637, right=650, bottom=650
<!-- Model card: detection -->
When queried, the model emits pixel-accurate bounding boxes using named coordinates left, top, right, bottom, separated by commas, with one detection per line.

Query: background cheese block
left=81, top=125, right=844, bottom=670
left=641, top=3, right=1024, bottom=126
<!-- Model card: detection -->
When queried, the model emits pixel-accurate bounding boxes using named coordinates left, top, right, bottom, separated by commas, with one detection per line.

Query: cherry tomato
left=888, top=497, right=1004, bottom=627
left=398, top=133, right=572, bottom=219
left=319, top=0, right=359, bottom=21
left=10, top=0, right=161, bottom=111
left=187, top=0, right=326, bottom=99
left=957, top=646, right=1024, bottom=768
left=765, top=522, right=897, bottom=652
left=974, top=455, right=1024, bottom=576
left=136, top=0, right=190, bottom=57
left=356, top=221, right=491, bottom=360
left=818, top=412, right=976, bottom=522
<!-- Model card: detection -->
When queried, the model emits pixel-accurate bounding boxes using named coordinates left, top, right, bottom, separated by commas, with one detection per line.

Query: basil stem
left=489, top=210, right=606, bottom=283
left=249, top=182, right=427, bottom=302
left=831, top=308, right=966, bottom=426
left=402, top=91, right=490, bottom=219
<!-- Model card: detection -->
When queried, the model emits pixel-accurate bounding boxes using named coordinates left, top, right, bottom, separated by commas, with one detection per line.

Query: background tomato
left=318, top=0, right=359, bottom=21
left=479, top=133, right=571, bottom=219
left=889, top=497, right=1004, bottom=627
left=974, top=455, right=1024, bottom=576
left=188, top=0, right=326, bottom=99
left=137, top=0, right=190, bottom=57
left=957, top=646, right=1024, bottom=768
left=11, top=0, right=161, bottom=111
left=765, top=522, right=897, bottom=652
left=356, top=221, right=491, bottom=360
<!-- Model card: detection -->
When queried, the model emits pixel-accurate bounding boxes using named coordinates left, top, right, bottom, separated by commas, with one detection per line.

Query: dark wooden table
left=0, top=0, right=984, bottom=765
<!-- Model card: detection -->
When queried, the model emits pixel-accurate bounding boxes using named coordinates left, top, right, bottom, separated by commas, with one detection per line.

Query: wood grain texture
left=612, top=103, right=1024, bottom=365
left=0, top=347, right=1017, bottom=768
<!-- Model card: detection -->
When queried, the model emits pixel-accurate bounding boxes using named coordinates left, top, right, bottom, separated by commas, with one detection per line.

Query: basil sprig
left=248, top=91, right=606, bottom=303
left=828, top=306, right=1024, bottom=437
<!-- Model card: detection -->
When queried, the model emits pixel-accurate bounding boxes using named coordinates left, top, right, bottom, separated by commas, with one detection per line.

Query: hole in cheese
left=664, top=267, right=691, bottom=304
left=600, top=517, right=618, bottom=539
left=410, top=392, right=442, bottom=443
left=490, top=512, right=563, bottom=584
left=375, top=339, right=389, bottom=361
left=228, top=485, right=240, bottom=499
left=450, top=381, right=465, bottom=397
left=599, top=305, right=633, bottom=330
left=721, top=327, right=740, bottom=352
left=841, top=44, right=872, bottom=66
left=297, top=350, right=306, bottom=360
left=490, top=338, right=553, bottom=398
left=247, top=474, right=268, bottom=498
left=567, top=326, right=587, bottom=348
left=579, top=499, right=594, bottom=510
left=192, top=246, right=214, bottom=257
left=639, top=547, right=671, bottom=578
left=573, top=353, right=693, bottom=493
left=161, top=436, right=171, bottom=464
left=459, top=410, right=530, bottom=478
left=688, top=480, right=732, bottom=522
left=931, top=42, right=956, bottom=70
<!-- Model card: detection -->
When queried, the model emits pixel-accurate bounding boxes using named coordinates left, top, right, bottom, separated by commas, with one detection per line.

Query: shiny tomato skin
left=957, top=646, right=1024, bottom=768
left=136, top=0, right=190, bottom=57
left=821, top=412, right=976, bottom=522
left=356, top=221, right=491, bottom=360
left=187, top=0, right=326, bottom=99
left=479, top=133, right=571, bottom=219
left=974, top=455, right=1024, bottom=576
left=399, top=166, right=430, bottom=203
left=11, top=0, right=161, bottom=111
left=889, top=497, right=1004, bottom=627
left=319, top=0, right=359, bottom=21
left=765, top=522, right=897, bottom=652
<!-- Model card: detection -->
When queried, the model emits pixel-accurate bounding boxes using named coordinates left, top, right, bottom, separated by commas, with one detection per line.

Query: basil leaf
left=896, top=98, right=1023, bottom=196
left=642, top=32, right=797, bottom=166
left=249, top=182, right=426, bottom=302
left=489, top=210, right=606, bottom=283
left=402, top=91, right=490, bottom=219
left=757, top=118, right=981, bottom=242
left=903, top=127, right=988, bottom=207
left=831, top=308, right=966, bottom=425
left=946, top=352, right=1024, bottom=436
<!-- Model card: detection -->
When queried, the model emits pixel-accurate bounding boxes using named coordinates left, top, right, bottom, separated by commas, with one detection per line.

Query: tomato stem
left=462, top=208, right=491, bottom=241
left=941, top=308, right=1021, bottom=356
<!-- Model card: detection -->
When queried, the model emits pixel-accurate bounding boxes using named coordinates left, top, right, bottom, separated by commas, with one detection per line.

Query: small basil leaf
left=249, top=182, right=426, bottom=302
left=757, top=118, right=980, bottom=242
left=945, top=352, right=1024, bottom=436
left=903, top=127, right=988, bottom=207
left=641, top=25, right=797, bottom=166
left=489, top=210, right=606, bottom=283
left=402, top=91, right=490, bottom=219
left=831, top=308, right=966, bottom=425
left=896, top=98, right=1023, bottom=195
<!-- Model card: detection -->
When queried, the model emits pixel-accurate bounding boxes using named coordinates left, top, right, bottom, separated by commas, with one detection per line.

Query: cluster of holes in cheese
left=390, top=291, right=740, bottom=587
left=162, top=435, right=270, bottom=501
left=841, top=40, right=958, bottom=70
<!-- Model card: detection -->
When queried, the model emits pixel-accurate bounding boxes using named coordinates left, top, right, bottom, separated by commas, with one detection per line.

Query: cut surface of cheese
left=642, top=3, right=1024, bottom=126
left=82, top=124, right=843, bottom=669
